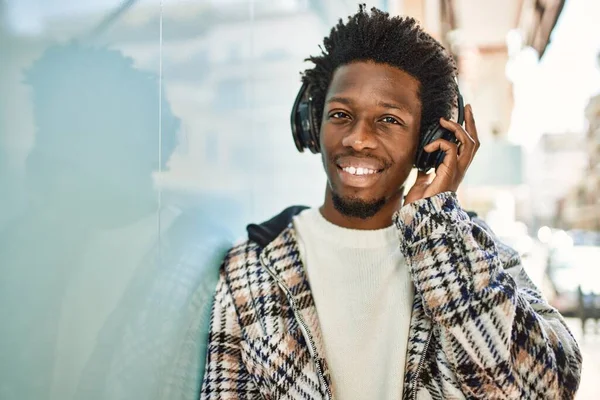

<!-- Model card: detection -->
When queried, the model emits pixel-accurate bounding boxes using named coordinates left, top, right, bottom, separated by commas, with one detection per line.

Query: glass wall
left=3, top=1, right=599, bottom=399
left=0, top=1, right=385, bottom=399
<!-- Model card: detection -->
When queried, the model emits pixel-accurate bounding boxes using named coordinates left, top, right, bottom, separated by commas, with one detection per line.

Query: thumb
left=414, top=170, right=432, bottom=185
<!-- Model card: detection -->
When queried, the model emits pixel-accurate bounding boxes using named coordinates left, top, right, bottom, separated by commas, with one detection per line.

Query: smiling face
left=319, top=61, right=422, bottom=229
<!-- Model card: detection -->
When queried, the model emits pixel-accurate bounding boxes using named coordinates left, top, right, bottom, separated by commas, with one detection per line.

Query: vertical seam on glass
left=158, top=0, right=164, bottom=263
left=248, top=0, right=255, bottom=220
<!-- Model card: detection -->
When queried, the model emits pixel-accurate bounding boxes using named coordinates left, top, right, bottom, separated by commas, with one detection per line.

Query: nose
left=341, top=119, right=377, bottom=152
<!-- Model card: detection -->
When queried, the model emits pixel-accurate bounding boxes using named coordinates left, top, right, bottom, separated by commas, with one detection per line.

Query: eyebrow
left=377, top=101, right=410, bottom=113
left=326, top=96, right=410, bottom=113
left=326, top=96, right=354, bottom=106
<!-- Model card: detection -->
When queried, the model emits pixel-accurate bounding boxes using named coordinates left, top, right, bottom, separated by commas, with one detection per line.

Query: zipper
left=260, top=254, right=333, bottom=400
left=412, top=329, right=433, bottom=400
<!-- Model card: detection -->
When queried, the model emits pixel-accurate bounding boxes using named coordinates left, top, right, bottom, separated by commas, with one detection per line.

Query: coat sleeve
left=394, top=192, right=582, bottom=399
left=200, top=271, right=259, bottom=399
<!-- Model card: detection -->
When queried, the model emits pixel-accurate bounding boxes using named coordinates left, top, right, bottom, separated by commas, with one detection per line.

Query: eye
left=329, top=111, right=351, bottom=120
left=380, top=116, right=403, bottom=125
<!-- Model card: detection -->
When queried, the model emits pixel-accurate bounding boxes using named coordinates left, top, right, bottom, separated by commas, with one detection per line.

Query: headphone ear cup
left=415, top=124, right=459, bottom=172
left=290, top=82, right=320, bottom=154
left=307, top=98, right=320, bottom=154
left=291, top=84, right=308, bottom=152
left=414, top=124, right=440, bottom=172
left=415, top=78, right=463, bottom=171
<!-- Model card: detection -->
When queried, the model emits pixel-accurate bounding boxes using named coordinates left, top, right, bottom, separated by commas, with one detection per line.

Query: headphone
left=291, top=79, right=464, bottom=172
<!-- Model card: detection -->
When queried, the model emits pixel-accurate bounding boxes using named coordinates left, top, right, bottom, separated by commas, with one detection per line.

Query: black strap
left=246, top=205, right=309, bottom=248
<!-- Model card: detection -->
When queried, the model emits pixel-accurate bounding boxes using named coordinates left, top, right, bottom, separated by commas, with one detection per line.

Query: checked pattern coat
left=200, top=192, right=582, bottom=399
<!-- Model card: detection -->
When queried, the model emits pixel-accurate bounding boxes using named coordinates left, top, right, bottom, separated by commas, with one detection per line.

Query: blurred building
left=400, top=0, right=565, bottom=232
left=530, top=132, right=588, bottom=228
left=558, top=90, right=600, bottom=230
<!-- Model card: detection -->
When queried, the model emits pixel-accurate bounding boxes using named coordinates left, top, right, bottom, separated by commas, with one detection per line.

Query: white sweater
left=293, top=208, right=414, bottom=399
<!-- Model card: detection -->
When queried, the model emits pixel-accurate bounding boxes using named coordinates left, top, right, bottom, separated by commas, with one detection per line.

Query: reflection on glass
left=0, top=39, right=178, bottom=399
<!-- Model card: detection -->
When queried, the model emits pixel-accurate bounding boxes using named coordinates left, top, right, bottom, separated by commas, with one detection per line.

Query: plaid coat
left=200, top=192, right=582, bottom=399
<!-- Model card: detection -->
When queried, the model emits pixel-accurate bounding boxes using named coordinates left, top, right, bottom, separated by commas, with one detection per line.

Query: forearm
left=394, top=192, right=582, bottom=398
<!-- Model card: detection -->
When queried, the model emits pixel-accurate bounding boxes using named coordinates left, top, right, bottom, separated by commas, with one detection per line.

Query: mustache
left=332, top=151, right=392, bottom=169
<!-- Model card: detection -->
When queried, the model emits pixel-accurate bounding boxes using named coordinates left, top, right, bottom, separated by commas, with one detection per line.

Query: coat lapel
left=260, top=225, right=332, bottom=389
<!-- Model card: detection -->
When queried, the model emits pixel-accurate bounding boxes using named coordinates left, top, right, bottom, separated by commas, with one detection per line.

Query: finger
left=464, top=104, right=479, bottom=149
left=439, top=116, right=475, bottom=155
left=460, top=105, right=480, bottom=170
left=440, top=113, right=476, bottom=171
left=424, top=139, right=458, bottom=170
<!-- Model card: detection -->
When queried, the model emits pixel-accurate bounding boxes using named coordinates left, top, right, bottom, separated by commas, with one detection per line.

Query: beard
left=331, top=191, right=386, bottom=220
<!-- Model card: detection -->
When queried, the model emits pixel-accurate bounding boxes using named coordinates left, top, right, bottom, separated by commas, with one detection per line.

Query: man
left=200, top=6, right=581, bottom=399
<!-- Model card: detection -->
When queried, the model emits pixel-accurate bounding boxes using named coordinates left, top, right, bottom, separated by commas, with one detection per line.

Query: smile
left=336, top=164, right=384, bottom=188
left=341, top=166, right=378, bottom=175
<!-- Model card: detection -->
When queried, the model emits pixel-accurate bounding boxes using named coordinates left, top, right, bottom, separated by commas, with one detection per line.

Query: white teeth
left=342, top=166, right=377, bottom=175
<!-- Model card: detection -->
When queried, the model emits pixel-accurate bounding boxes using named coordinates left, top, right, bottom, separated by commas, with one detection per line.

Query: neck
left=320, top=187, right=404, bottom=230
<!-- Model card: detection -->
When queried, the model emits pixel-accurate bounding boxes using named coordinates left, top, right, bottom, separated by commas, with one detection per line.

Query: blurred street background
left=1, top=0, right=599, bottom=399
